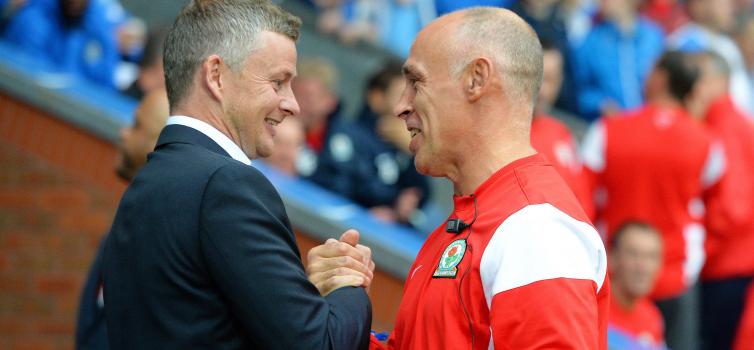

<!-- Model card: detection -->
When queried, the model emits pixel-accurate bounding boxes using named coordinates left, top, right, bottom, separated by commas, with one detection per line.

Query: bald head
left=116, top=89, right=170, bottom=181
left=440, top=7, right=543, bottom=109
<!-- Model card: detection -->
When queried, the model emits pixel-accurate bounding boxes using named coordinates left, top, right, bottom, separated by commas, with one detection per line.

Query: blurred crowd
left=3, top=0, right=754, bottom=349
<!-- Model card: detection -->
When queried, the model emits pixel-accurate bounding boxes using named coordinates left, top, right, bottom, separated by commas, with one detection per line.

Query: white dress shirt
left=166, top=115, right=252, bottom=165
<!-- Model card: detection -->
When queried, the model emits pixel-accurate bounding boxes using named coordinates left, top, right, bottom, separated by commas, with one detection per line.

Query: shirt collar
left=166, top=115, right=252, bottom=165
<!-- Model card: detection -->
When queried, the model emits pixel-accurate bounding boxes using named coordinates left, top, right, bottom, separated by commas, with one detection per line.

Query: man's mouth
left=265, top=118, right=281, bottom=126
left=409, top=128, right=422, bottom=138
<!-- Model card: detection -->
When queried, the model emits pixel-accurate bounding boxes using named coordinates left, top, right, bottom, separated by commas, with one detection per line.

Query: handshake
left=306, top=229, right=376, bottom=296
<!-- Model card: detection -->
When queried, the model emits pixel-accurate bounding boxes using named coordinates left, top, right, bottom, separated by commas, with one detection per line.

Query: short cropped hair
left=163, top=0, right=301, bottom=109
left=451, top=7, right=543, bottom=105
left=655, top=51, right=700, bottom=102
left=609, top=220, right=661, bottom=251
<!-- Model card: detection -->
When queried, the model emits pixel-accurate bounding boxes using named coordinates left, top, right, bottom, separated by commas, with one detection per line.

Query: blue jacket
left=574, top=17, right=665, bottom=120
left=3, top=0, right=125, bottom=89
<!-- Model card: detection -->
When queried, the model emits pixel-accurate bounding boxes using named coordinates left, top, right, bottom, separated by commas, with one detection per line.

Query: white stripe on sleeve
left=479, top=204, right=607, bottom=308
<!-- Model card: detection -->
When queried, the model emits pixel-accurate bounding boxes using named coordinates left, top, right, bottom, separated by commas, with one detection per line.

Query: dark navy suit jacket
left=103, top=124, right=372, bottom=349
left=76, top=238, right=108, bottom=350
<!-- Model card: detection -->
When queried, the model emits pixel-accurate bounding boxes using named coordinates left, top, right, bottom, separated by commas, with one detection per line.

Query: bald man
left=115, top=89, right=170, bottom=181
left=307, top=7, right=608, bottom=349
left=76, top=89, right=169, bottom=350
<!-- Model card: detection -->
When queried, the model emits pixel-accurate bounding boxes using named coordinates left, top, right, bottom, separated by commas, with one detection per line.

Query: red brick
left=9, top=337, right=56, bottom=350
left=57, top=210, right=111, bottom=234
left=0, top=317, right=34, bottom=334
left=13, top=295, right=55, bottom=315
left=0, top=254, right=9, bottom=272
left=36, top=188, right=90, bottom=209
left=0, top=275, right=29, bottom=294
left=35, top=275, right=77, bottom=296
left=0, top=189, right=36, bottom=209
left=36, top=319, right=74, bottom=336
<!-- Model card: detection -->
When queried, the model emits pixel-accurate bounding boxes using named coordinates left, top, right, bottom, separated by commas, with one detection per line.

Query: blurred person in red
left=292, top=57, right=340, bottom=154
left=309, top=7, right=609, bottom=349
left=76, top=88, right=169, bottom=350
left=608, top=221, right=666, bottom=350
left=265, top=117, right=305, bottom=176
left=686, top=50, right=754, bottom=350
left=581, top=51, right=725, bottom=350
left=291, top=57, right=341, bottom=179
left=531, top=37, right=594, bottom=219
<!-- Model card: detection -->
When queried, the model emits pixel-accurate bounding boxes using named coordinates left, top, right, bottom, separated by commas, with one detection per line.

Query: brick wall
left=0, top=142, right=120, bottom=350
left=0, top=93, right=126, bottom=350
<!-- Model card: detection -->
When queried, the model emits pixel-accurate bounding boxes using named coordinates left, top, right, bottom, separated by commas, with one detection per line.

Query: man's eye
left=274, top=80, right=283, bottom=89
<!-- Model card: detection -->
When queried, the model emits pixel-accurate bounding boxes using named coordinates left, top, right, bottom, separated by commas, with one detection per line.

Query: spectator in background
left=575, top=0, right=665, bottom=121
left=313, top=63, right=430, bottom=226
left=3, top=0, right=137, bottom=90
left=0, top=0, right=26, bottom=29
left=581, top=51, right=724, bottom=350
left=560, top=0, right=597, bottom=48
left=316, top=0, right=435, bottom=58
left=433, top=0, right=513, bottom=16
left=686, top=51, right=754, bottom=350
left=668, top=0, right=753, bottom=115
left=291, top=57, right=341, bottom=176
left=123, top=26, right=166, bottom=100
left=531, top=39, right=594, bottom=218
left=608, top=221, right=666, bottom=350
left=265, top=117, right=305, bottom=176
left=511, top=0, right=580, bottom=114
left=76, top=88, right=169, bottom=350
left=641, top=0, right=689, bottom=34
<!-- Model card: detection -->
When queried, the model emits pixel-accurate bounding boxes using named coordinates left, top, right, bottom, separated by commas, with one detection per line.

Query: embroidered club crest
left=433, top=239, right=467, bottom=278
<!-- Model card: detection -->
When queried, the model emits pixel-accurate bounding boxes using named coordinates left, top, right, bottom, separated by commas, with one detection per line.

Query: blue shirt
left=434, top=0, right=514, bottom=16
left=574, top=17, right=665, bottom=121
left=3, top=0, right=127, bottom=89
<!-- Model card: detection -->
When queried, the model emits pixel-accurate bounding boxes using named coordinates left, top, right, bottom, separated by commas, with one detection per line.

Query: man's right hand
left=306, top=229, right=375, bottom=296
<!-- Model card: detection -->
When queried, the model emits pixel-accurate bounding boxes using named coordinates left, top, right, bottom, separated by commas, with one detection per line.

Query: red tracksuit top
left=701, top=96, right=754, bottom=280
left=379, top=154, right=609, bottom=349
left=581, top=104, right=724, bottom=299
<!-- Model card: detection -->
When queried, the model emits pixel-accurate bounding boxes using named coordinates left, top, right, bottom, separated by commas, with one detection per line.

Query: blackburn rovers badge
left=433, top=239, right=467, bottom=278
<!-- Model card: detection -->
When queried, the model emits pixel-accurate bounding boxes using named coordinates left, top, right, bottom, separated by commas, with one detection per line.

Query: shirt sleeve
left=479, top=204, right=607, bottom=349
left=199, top=163, right=372, bottom=350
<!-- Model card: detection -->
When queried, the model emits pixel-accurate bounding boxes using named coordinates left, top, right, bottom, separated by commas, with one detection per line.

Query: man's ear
left=203, top=54, right=225, bottom=102
left=464, top=57, right=493, bottom=103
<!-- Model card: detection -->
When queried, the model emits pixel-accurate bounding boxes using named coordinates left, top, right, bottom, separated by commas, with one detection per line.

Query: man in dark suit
left=102, top=1, right=374, bottom=349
